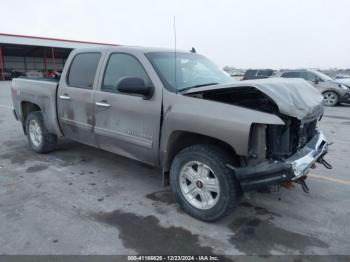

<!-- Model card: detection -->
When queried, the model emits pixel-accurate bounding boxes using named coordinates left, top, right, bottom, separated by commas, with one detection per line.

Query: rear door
left=94, top=52, right=162, bottom=165
left=57, top=52, right=101, bottom=146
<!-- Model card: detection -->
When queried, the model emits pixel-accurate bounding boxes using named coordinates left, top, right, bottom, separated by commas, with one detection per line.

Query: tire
left=26, top=111, right=57, bottom=153
left=170, top=144, right=241, bottom=222
left=322, top=91, right=339, bottom=107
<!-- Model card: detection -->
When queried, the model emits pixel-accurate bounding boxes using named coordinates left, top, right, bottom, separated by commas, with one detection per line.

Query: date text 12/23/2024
left=127, top=255, right=220, bottom=261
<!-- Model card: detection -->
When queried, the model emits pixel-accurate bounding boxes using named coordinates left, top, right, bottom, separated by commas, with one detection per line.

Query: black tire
left=322, top=91, right=339, bottom=107
left=26, top=111, right=57, bottom=153
left=170, top=144, right=241, bottom=222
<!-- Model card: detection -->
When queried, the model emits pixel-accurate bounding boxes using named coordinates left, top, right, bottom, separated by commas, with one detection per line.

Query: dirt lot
left=0, top=81, right=349, bottom=256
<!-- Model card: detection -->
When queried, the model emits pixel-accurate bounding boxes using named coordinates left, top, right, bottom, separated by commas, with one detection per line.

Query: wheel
left=170, top=144, right=241, bottom=222
left=323, top=91, right=339, bottom=106
left=26, top=111, right=57, bottom=153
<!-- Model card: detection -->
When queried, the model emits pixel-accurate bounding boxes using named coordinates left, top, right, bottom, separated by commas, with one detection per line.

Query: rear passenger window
left=281, top=72, right=301, bottom=78
left=300, top=72, right=317, bottom=81
left=245, top=70, right=258, bottom=77
left=257, top=70, right=274, bottom=77
left=102, top=53, right=150, bottom=93
left=67, top=53, right=101, bottom=89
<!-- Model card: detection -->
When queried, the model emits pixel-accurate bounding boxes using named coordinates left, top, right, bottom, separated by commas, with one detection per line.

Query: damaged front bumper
left=231, top=129, right=328, bottom=191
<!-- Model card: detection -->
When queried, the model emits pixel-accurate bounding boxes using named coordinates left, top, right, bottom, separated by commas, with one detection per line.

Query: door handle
left=96, top=101, right=111, bottom=108
left=59, top=94, right=71, bottom=100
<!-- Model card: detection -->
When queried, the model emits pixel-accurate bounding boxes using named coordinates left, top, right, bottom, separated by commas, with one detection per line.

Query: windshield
left=311, top=70, right=333, bottom=81
left=146, top=52, right=234, bottom=92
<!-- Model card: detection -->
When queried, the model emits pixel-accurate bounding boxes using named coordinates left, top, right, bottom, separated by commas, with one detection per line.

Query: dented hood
left=183, top=78, right=324, bottom=120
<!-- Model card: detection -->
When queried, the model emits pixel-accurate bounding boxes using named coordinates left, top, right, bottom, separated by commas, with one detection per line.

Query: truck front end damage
left=231, top=125, right=329, bottom=191
left=184, top=78, right=331, bottom=192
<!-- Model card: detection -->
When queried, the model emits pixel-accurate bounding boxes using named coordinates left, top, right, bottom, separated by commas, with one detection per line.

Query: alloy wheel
left=179, top=161, right=220, bottom=210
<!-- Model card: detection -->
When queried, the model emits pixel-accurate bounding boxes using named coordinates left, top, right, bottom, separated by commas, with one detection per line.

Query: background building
left=0, top=33, right=117, bottom=80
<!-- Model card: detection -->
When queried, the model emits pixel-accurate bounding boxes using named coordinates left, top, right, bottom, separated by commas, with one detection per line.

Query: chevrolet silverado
left=11, top=46, right=330, bottom=221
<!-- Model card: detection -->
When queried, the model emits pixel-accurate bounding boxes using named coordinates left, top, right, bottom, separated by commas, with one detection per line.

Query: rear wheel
left=170, top=144, right=241, bottom=222
left=323, top=91, right=339, bottom=106
left=26, top=112, right=57, bottom=153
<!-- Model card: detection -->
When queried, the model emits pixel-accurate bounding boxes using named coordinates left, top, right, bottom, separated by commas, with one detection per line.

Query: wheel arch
left=161, top=130, right=239, bottom=185
left=322, top=89, right=341, bottom=96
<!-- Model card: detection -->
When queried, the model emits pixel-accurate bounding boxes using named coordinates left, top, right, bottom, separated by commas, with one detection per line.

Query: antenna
left=173, top=16, right=177, bottom=93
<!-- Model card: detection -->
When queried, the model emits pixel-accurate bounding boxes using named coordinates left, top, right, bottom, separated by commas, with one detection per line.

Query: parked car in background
left=335, top=74, right=350, bottom=79
left=10, top=70, right=25, bottom=79
left=44, top=70, right=61, bottom=80
left=230, top=71, right=245, bottom=81
left=0, top=70, right=25, bottom=80
left=0, top=70, right=12, bottom=80
left=334, top=78, right=350, bottom=90
left=242, top=69, right=275, bottom=80
left=222, top=67, right=245, bottom=81
left=25, top=70, right=44, bottom=78
left=276, top=69, right=350, bottom=106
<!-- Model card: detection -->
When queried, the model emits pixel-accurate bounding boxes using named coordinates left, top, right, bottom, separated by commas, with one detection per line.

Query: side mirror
left=314, top=79, right=319, bottom=85
left=117, top=77, right=153, bottom=99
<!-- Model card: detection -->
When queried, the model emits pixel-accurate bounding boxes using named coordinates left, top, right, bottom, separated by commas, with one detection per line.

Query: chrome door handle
left=59, top=95, right=71, bottom=100
left=96, top=101, right=111, bottom=108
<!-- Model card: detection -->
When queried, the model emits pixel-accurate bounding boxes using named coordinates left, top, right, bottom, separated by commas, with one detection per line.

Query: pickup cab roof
left=73, top=46, right=188, bottom=55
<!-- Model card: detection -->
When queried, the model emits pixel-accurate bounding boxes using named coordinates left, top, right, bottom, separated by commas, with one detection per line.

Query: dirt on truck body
left=11, top=46, right=330, bottom=221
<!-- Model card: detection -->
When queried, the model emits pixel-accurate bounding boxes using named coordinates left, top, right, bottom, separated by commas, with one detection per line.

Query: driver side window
left=102, top=53, right=150, bottom=93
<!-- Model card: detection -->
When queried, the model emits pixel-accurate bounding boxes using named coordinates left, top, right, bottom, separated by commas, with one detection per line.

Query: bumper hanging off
left=230, top=129, right=329, bottom=191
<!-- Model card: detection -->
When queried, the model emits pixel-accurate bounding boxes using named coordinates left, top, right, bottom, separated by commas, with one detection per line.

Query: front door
left=94, top=52, right=162, bottom=165
left=57, top=52, right=101, bottom=146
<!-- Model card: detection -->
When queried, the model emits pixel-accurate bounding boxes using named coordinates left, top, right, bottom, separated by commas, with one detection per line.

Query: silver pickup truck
left=11, top=46, right=330, bottom=221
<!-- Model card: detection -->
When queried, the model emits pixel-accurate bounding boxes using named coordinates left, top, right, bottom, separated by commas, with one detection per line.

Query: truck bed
left=11, top=77, right=62, bottom=136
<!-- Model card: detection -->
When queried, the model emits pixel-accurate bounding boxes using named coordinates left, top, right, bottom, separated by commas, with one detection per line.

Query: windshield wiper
left=179, top=82, right=219, bottom=92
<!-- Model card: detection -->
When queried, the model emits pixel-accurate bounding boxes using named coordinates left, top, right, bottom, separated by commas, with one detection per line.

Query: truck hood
left=183, top=78, right=324, bottom=120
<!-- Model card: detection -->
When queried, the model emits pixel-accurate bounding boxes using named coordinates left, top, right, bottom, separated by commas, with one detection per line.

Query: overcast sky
left=0, top=0, right=349, bottom=69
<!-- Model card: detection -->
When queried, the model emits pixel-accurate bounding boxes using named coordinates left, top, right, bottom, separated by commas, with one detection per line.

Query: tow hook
left=317, top=142, right=333, bottom=169
left=295, top=176, right=309, bottom=193
left=318, top=158, right=333, bottom=169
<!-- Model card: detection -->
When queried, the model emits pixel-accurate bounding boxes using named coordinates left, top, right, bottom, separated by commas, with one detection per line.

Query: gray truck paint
left=12, top=78, right=62, bottom=137
left=11, top=46, right=325, bottom=173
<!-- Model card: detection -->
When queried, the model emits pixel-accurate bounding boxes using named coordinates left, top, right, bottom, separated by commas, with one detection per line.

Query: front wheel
left=323, top=91, right=339, bottom=106
left=170, top=144, right=241, bottom=222
left=26, top=111, right=57, bottom=153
